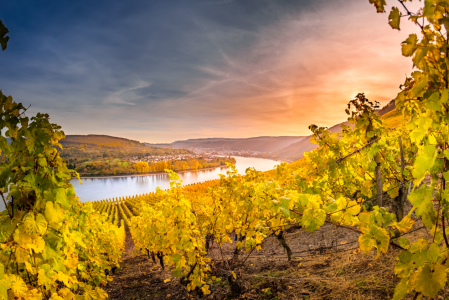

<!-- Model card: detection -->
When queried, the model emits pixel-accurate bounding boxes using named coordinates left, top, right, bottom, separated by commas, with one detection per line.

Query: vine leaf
left=408, top=187, right=433, bottom=217
left=9, top=275, right=28, bottom=297
left=302, top=208, right=326, bottom=232
left=388, top=7, right=401, bottom=30
left=369, top=0, right=386, bottom=12
left=359, top=225, right=389, bottom=259
left=413, top=263, right=446, bottom=297
left=393, top=277, right=412, bottom=300
left=393, top=216, right=415, bottom=233
left=412, top=145, right=436, bottom=185
left=425, top=92, right=441, bottom=112
left=402, top=34, right=418, bottom=57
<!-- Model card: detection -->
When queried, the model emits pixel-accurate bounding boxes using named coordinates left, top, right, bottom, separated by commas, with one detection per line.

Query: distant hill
left=149, top=136, right=306, bottom=153
left=273, top=121, right=351, bottom=161
left=59, top=134, right=191, bottom=162
left=273, top=100, right=396, bottom=161
left=60, top=134, right=145, bottom=149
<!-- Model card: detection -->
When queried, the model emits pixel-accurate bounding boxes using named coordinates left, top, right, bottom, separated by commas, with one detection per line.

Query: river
left=0, top=156, right=282, bottom=210
left=0, top=156, right=284, bottom=211
left=70, top=156, right=281, bottom=203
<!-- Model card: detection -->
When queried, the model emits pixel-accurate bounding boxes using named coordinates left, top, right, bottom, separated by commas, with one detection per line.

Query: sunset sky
left=0, top=0, right=422, bottom=143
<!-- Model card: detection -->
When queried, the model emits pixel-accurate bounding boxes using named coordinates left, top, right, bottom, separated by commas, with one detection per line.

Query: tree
left=134, top=161, right=150, bottom=173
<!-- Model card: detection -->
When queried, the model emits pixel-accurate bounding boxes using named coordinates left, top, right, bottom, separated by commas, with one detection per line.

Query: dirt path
left=105, top=230, right=191, bottom=300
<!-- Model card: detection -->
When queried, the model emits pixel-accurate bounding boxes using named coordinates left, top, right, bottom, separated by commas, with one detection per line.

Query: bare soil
left=104, top=216, right=449, bottom=300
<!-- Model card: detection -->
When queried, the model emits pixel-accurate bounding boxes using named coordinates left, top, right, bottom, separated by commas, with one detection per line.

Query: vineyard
left=2, top=0, right=449, bottom=299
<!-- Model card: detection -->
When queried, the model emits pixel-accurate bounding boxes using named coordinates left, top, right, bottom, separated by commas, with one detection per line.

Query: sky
left=0, top=0, right=422, bottom=143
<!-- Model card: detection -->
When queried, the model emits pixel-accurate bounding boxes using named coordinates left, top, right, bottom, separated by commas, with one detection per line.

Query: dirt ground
left=102, top=199, right=449, bottom=300
left=104, top=216, right=448, bottom=300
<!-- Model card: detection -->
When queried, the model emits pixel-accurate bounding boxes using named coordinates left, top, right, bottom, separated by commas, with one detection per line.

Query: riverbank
left=71, top=156, right=283, bottom=202
left=77, top=164, right=230, bottom=179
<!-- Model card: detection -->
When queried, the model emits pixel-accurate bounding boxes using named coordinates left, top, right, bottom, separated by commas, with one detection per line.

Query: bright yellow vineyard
left=0, top=93, right=126, bottom=300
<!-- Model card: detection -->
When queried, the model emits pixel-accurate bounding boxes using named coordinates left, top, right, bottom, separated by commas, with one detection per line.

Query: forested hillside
left=60, top=134, right=190, bottom=157
left=59, top=135, right=192, bottom=176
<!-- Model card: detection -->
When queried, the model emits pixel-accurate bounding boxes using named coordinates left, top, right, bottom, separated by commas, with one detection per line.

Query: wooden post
left=392, top=137, right=406, bottom=221
left=374, top=152, right=383, bottom=207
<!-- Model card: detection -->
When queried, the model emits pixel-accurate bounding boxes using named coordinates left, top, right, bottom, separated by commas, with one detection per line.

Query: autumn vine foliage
left=0, top=92, right=125, bottom=299
left=364, top=0, right=449, bottom=298
left=4, top=0, right=449, bottom=297
left=129, top=1, right=449, bottom=297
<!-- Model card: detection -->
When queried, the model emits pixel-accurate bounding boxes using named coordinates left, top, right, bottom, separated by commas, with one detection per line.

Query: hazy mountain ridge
left=61, top=101, right=396, bottom=162
left=148, top=136, right=306, bottom=153
left=273, top=100, right=396, bottom=161
left=61, top=134, right=147, bottom=149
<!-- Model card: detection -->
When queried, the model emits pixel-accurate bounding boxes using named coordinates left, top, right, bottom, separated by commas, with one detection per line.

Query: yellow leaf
left=394, top=216, right=415, bottom=233
left=164, top=278, right=171, bottom=283
left=10, top=275, right=28, bottom=297
left=201, top=285, right=211, bottom=295
left=231, top=271, right=237, bottom=279
left=45, top=202, right=64, bottom=225
left=23, top=213, right=47, bottom=235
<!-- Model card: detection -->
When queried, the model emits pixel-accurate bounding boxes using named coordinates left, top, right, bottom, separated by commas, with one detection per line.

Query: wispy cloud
left=103, top=81, right=151, bottom=106
left=0, top=0, right=422, bottom=143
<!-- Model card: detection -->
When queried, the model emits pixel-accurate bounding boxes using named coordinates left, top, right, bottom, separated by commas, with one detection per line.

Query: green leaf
left=413, top=47, right=428, bottom=67
left=172, top=269, right=182, bottom=277
left=0, top=284, right=7, bottom=300
left=388, top=7, right=401, bottom=30
left=358, top=225, right=390, bottom=259
left=395, top=238, right=411, bottom=250
left=359, top=233, right=377, bottom=254
left=438, top=17, right=449, bottom=33
left=402, top=34, right=418, bottom=57
left=414, top=263, right=447, bottom=297
left=441, top=89, right=449, bottom=103
left=371, top=225, right=389, bottom=258
left=412, top=145, right=436, bottom=185
left=409, top=74, right=428, bottom=98
left=423, top=0, right=436, bottom=18
left=395, top=250, right=413, bottom=277
left=409, top=187, right=433, bottom=217
left=393, top=277, right=411, bottom=300
left=302, top=208, right=326, bottom=232
left=172, top=253, right=181, bottom=263
left=55, top=188, right=68, bottom=208
left=38, top=157, right=47, bottom=167
left=425, top=92, right=441, bottom=111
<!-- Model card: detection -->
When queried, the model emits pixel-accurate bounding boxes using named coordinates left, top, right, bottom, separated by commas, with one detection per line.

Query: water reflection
left=72, top=156, right=281, bottom=202
left=0, top=156, right=282, bottom=209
